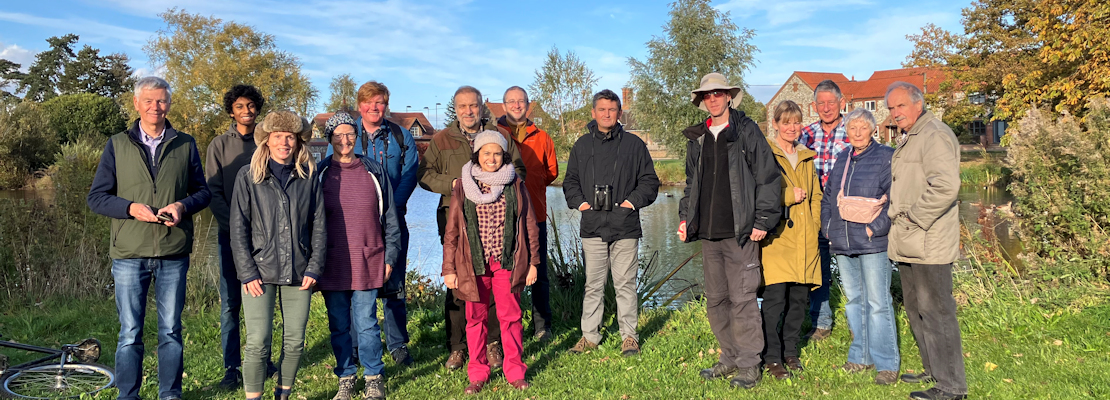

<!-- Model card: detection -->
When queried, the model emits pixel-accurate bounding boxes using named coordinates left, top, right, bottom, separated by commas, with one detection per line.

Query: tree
left=904, top=0, right=1110, bottom=122
left=0, top=59, right=23, bottom=100
left=0, top=102, right=59, bottom=188
left=528, top=46, right=598, bottom=157
left=736, top=92, right=766, bottom=123
left=627, top=0, right=757, bottom=158
left=42, top=93, right=128, bottom=143
left=144, top=9, right=318, bottom=153
left=58, top=46, right=135, bottom=99
left=17, top=34, right=78, bottom=102
left=325, top=73, right=357, bottom=112
left=443, top=97, right=455, bottom=126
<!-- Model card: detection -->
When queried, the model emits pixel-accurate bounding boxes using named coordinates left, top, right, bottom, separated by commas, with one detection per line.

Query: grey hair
left=813, top=79, right=842, bottom=102
left=134, top=76, right=172, bottom=97
left=503, top=86, right=529, bottom=103
left=454, top=85, right=482, bottom=104
left=844, top=108, right=876, bottom=133
left=885, top=81, right=924, bottom=105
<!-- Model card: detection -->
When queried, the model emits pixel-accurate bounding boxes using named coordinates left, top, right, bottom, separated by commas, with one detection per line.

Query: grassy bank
left=2, top=260, right=1107, bottom=399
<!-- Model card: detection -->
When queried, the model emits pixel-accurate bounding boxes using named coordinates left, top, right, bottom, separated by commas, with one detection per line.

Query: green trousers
left=242, top=284, right=312, bottom=393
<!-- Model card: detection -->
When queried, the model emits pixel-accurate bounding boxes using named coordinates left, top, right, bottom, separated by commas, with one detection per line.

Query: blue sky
left=0, top=0, right=965, bottom=127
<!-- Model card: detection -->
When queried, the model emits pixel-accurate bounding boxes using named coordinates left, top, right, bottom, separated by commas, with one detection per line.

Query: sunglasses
left=703, top=90, right=730, bottom=99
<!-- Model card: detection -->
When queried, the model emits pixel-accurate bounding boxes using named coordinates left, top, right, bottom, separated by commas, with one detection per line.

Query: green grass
left=1, top=275, right=1108, bottom=399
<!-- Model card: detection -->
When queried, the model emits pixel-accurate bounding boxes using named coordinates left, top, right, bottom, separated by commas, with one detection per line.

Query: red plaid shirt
left=799, top=118, right=849, bottom=188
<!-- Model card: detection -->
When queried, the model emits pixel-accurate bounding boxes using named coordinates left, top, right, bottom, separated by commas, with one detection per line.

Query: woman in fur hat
left=229, top=110, right=326, bottom=400
left=442, top=130, right=539, bottom=394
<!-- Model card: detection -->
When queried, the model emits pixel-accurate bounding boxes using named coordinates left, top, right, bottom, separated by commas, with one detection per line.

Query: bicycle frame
left=0, top=340, right=68, bottom=371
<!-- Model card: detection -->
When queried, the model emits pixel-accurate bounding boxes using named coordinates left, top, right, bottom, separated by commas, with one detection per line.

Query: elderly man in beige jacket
left=885, top=81, right=967, bottom=400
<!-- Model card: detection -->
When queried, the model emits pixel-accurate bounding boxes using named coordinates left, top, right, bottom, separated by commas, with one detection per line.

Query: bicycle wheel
left=0, top=363, right=114, bottom=399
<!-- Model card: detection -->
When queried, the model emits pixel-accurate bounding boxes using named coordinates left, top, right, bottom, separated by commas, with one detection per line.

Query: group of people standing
left=85, top=71, right=966, bottom=400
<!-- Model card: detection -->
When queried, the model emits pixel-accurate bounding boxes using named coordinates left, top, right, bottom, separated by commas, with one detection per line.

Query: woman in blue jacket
left=820, top=108, right=900, bottom=385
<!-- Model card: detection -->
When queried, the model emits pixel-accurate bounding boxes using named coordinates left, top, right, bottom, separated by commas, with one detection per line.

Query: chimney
left=622, top=87, right=633, bottom=111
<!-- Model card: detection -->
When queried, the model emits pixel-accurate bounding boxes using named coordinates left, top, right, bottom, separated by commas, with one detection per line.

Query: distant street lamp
left=406, top=106, right=411, bottom=113
left=435, top=102, right=442, bottom=128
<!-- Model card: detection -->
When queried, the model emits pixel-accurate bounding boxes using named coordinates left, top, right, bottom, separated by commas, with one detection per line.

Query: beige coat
left=761, top=138, right=822, bottom=288
left=888, top=110, right=961, bottom=264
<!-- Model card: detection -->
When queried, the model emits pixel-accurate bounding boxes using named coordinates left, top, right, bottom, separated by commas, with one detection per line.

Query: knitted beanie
left=472, top=130, right=507, bottom=153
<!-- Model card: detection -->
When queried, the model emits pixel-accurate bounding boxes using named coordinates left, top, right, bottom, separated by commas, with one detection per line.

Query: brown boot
left=620, top=337, right=640, bottom=357
left=568, top=337, right=598, bottom=354
left=486, top=341, right=504, bottom=369
left=445, top=349, right=466, bottom=370
left=766, top=363, right=792, bottom=380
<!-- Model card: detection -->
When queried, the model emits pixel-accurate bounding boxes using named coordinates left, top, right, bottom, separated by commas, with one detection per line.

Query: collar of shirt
left=139, top=125, right=166, bottom=146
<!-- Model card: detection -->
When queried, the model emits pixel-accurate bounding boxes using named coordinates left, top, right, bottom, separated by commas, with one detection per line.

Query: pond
left=2, top=182, right=1023, bottom=304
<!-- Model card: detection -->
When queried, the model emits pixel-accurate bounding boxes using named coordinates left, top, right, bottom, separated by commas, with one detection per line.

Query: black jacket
left=679, top=108, right=782, bottom=245
left=563, top=121, right=660, bottom=242
left=821, top=144, right=894, bottom=256
left=230, top=162, right=327, bottom=285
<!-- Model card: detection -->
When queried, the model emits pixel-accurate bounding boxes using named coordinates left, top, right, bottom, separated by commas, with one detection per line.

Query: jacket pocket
left=580, top=210, right=602, bottom=235
left=892, top=217, right=927, bottom=259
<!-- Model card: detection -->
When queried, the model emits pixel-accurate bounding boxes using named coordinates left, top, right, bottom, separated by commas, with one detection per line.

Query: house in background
left=765, top=68, right=984, bottom=144
left=309, top=109, right=435, bottom=161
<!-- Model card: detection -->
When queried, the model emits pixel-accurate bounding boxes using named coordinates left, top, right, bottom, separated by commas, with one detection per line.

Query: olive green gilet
left=109, top=131, right=195, bottom=259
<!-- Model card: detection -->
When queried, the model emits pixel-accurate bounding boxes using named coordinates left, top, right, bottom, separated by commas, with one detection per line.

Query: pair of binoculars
left=592, top=185, right=613, bottom=211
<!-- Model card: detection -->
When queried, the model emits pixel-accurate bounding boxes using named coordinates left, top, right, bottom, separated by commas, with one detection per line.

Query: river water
left=1, top=183, right=1022, bottom=303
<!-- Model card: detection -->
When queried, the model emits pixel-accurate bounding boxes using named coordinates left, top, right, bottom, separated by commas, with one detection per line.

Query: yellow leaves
left=985, top=361, right=998, bottom=371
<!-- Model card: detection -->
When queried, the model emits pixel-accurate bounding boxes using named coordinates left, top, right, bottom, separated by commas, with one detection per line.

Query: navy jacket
left=821, top=144, right=894, bottom=256
left=87, top=120, right=211, bottom=220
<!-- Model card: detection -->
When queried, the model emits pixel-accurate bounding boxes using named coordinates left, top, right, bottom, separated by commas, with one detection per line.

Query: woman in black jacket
left=230, top=110, right=326, bottom=400
left=820, top=108, right=899, bottom=385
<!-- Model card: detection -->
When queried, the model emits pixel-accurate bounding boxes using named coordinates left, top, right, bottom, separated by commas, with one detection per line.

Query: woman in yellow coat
left=760, top=100, right=822, bottom=380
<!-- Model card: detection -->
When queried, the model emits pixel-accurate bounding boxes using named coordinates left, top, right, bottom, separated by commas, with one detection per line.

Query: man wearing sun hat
left=677, top=72, right=782, bottom=389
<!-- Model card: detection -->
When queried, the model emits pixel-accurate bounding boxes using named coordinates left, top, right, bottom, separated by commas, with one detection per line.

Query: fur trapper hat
left=257, top=110, right=313, bottom=146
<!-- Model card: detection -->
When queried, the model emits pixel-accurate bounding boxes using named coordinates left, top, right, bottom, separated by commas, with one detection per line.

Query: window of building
left=865, top=101, right=876, bottom=111
left=969, top=120, right=987, bottom=137
left=410, top=126, right=421, bottom=137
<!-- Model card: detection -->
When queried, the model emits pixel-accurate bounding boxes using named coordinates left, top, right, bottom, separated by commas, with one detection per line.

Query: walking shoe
left=331, top=375, right=357, bottom=400
left=486, top=341, right=504, bottom=369
left=390, top=345, right=414, bottom=366
left=216, top=367, right=242, bottom=390
left=568, top=337, right=598, bottom=354
left=534, top=328, right=553, bottom=342
left=362, top=374, right=386, bottom=400
left=620, top=337, right=640, bottom=357
left=809, top=328, right=832, bottom=341
left=274, top=387, right=292, bottom=400
left=699, top=362, right=738, bottom=380
left=909, top=387, right=967, bottom=400
left=841, top=362, right=875, bottom=373
left=875, top=370, right=898, bottom=385
left=729, top=366, right=762, bottom=389
left=765, top=363, right=792, bottom=380
left=784, top=356, right=804, bottom=371
left=464, top=381, right=485, bottom=395
left=445, top=350, right=466, bottom=370
left=901, top=371, right=937, bottom=384
left=508, top=379, right=531, bottom=390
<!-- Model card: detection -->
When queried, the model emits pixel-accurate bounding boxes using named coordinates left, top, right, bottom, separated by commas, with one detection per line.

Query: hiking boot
left=729, top=366, right=762, bottom=389
left=464, top=381, right=485, bottom=395
left=332, top=375, right=357, bottom=400
left=620, top=337, right=640, bottom=357
left=362, top=374, right=386, bottom=400
left=909, top=387, right=967, bottom=400
left=765, top=363, right=792, bottom=380
left=785, top=356, right=804, bottom=371
left=274, top=387, right=291, bottom=400
left=568, top=337, right=597, bottom=354
left=841, top=362, right=875, bottom=373
left=699, top=362, right=737, bottom=380
left=809, top=328, right=832, bottom=341
left=216, top=367, right=241, bottom=390
left=445, top=350, right=466, bottom=370
left=508, top=379, right=531, bottom=390
left=390, top=345, right=413, bottom=366
left=534, top=328, right=553, bottom=342
left=875, top=370, right=898, bottom=385
left=901, top=371, right=937, bottom=384
left=486, top=341, right=504, bottom=369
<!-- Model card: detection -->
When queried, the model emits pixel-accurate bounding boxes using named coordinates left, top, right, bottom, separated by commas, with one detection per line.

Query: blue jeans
left=354, top=220, right=409, bottom=353
left=809, top=237, right=833, bottom=330
left=216, top=231, right=242, bottom=369
left=111, top=256, right=189, bottom=400
left=323, top=289, right=385, bottom=377
left=836, top=252, right=900, bottom=372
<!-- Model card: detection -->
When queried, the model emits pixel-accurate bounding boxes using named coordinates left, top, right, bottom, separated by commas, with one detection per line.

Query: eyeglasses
left=704, top=90, right=730, bottom=99
left=332, top=133, right=357, bottom=140
left=505, top=100, right=527, bottom=106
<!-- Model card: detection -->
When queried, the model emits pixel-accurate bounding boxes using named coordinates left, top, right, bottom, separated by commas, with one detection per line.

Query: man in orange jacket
left=496, top=86, right=558, bottom=340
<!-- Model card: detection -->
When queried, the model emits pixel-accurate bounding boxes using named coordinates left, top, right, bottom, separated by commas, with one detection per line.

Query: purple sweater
left=319, top=159, right=385, bottom=291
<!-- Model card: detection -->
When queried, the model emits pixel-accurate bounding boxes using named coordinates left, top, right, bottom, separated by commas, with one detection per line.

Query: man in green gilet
left=87, top=76, right=211, bottom=400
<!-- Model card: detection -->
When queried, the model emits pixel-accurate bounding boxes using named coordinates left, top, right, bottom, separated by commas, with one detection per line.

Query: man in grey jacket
left=885, top=81, right=967, bottom=400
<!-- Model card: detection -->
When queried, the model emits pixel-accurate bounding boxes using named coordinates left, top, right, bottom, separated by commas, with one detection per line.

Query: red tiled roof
left=794, top=72, right=850, bottom=88
left=845, top=67, right=945, bottom=100
left=312, top=110, right=434, bottom=134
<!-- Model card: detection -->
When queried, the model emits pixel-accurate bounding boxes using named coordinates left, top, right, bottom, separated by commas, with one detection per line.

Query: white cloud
left=717, top=0, right=874, bottom=26
left=0, top=42, right=36, bottom=70
left=0, top=11, right=153, bottom=49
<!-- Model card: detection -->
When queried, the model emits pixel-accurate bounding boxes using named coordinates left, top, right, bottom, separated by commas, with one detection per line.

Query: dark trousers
left=702, top=239, right=763, bottom=369
left=439, top=207, right=500, bottom=351
left=899, top=262, right=968, bottom=395
left=761, top=282, right=810, bottom=364
left=531, top=221, right=552, bottom=331
left=808, top=236, right=833, bottom=330
left=216, top=231, right=243, bottom=370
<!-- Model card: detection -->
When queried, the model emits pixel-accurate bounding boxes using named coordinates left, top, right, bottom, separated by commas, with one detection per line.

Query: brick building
left=309, top=109, right=435, bottom=160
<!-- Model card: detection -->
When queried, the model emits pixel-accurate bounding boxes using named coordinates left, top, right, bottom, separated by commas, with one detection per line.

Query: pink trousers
left=465, top=258, right=526, bottom=383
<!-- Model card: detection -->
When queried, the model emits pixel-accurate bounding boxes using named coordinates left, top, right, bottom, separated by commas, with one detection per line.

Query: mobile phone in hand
left=157, top=212, right=174, bottom=223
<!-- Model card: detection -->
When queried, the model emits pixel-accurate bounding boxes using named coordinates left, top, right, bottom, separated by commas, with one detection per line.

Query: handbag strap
left=837, top=154, right=850, bottom=200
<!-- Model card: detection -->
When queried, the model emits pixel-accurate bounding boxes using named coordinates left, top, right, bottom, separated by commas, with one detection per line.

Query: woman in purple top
left=316, top=111, right=402, bottom=400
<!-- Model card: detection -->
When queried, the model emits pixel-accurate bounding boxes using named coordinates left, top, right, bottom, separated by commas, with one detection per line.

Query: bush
left=1005, top=98, right=1110, bottom=279
left=0, top=102, right=60, bottom=188
left=41, top=93, right=128, bottom=143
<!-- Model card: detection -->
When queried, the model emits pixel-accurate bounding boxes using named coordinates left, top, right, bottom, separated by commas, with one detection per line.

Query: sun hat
left=690, top=72, right=743, bottom=112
